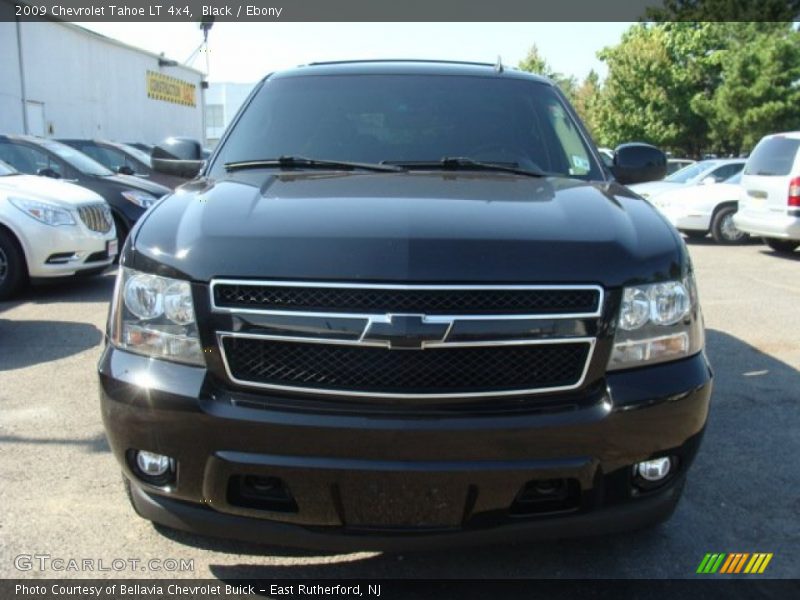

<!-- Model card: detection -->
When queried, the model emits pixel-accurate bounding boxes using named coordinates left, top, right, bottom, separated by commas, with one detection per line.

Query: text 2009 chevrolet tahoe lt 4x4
left=99, top=60, right=712, bottom=550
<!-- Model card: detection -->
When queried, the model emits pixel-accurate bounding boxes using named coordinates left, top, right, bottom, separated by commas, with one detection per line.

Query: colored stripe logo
left=697, top=553, right=773, bottom=574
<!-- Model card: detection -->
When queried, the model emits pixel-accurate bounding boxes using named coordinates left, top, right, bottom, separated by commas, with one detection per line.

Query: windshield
left=210, top=74, right=602, bottom=180
left=40, top=140, right=114, bottom=176
left=0, top=159, right=17, bottom=176
left=665, top=160, right=719, bottom=184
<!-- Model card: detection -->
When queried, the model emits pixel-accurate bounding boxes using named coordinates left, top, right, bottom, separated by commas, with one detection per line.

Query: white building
left=205, top=82, right=256, bottom=146
left=0, top=20, right=205, bottom=144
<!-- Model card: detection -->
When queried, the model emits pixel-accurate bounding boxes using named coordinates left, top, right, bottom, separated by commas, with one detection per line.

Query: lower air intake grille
left=221, top=338, right=591, bottom=396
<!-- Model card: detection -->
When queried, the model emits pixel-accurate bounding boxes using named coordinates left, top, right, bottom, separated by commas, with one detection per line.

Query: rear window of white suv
left=744, top=136, right=800, bottom=176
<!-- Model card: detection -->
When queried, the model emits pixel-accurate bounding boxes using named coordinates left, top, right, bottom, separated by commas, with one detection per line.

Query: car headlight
left=608, top=272, right=703, bottom=370
left=121, top=190, right=157, bottom=208
left=109, top=267, right=204, bottom=365
left=9, top=197, right=76, bottom=226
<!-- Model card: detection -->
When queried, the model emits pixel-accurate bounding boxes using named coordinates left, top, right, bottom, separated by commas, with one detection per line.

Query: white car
left=650, top=172, right=747, bottom=244
left=0, top=159, right=117, bottom=299
left=734, top=131, right=800, bottom=254
left=629, top=158, right=745, bottom=199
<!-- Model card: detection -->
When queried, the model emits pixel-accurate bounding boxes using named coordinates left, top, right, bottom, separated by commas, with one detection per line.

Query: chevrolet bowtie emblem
left=362, top=314, right=450, bottom=349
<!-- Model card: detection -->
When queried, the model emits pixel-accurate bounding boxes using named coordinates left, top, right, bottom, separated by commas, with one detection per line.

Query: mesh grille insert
left=214, top=284, right=600, bottom=315
left=222, top=337, right=590, bottom=396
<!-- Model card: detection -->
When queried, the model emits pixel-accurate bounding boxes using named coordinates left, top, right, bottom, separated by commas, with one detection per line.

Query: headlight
left=9, top=197, right=76, bottom=226
left=121, top=190, right=157, bottom=208
left=109, top=268, right=204, bottom=365
left=608, top=273, right=703, bottom=371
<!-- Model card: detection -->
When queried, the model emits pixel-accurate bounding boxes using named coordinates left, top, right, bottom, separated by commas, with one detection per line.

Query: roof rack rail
left=304, top=59, right=498, bottom=68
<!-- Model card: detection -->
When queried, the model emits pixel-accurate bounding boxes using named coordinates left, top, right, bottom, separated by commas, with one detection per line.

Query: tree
left=691, top=24, right=800, bottom=154
left=572, top=70, right=601, bottom=140
left=517, top=45, right=577, bottom=102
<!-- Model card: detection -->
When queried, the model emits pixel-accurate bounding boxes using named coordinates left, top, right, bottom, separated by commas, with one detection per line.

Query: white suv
left=0, top=159, right=117, bottom=299
left=734, top=132, right=800, bottom=254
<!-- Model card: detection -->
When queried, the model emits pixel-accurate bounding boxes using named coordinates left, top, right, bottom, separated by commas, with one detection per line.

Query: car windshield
left=665, top=160, right=719, bottom=184
left=0, top=159, right=18, bottom=176
left=40, top=140, right=114, bottom=176
left=210, top=74, right=602, bottom=180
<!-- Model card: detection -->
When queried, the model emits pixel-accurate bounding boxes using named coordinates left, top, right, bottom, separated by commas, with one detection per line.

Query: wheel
left=681, top=230, right=707, bottom=240
left=0, top=229, right=27, bottom=300
left=710, top=205, right=747, bottom=244
left=764, top=238, right=799, bottom=254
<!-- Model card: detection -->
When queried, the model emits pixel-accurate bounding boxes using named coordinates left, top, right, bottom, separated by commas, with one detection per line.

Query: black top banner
left=2, top=0, right=800, bottom=22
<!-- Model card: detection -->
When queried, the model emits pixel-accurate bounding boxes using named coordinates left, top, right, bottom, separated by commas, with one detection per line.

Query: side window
left=0, top=143, right=62, bottom=176
left=711, top=163, right=742, bottom=181
left=82, top=145, right=125, bottom=170
left=543, top=100, right=592, bottom=176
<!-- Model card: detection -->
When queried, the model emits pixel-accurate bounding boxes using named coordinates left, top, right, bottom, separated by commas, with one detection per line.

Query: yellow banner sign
left=146, top=71, right=196, bottom=107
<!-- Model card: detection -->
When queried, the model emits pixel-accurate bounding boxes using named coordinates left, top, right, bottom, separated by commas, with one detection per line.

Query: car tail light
left=789, top=177, right=800, bottom=207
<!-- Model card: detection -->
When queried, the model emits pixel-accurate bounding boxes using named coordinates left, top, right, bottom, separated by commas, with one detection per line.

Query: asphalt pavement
left=1, top=239, right=798, bottom=579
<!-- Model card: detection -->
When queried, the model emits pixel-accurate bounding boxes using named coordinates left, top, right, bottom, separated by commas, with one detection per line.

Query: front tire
left=710, top=206, right=746, bottom=244
left=0, top=229, right=27, bottom=300
left=764, top=238, right=799, bottom=254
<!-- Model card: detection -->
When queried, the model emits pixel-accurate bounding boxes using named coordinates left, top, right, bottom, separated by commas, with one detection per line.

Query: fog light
left=634, top=457, right=672, bottom=482
left=135, top=450, right=172, bottom=477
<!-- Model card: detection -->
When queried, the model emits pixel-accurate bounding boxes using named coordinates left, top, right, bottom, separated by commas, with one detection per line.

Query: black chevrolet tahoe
left=99, top=60, right=712, bottom=550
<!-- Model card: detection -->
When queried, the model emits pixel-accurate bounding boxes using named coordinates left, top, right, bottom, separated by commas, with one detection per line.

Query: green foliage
left=524, top=20, right=800, bottom=157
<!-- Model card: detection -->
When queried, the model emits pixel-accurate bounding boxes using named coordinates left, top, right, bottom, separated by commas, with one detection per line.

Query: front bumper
left=99, top=347, right=712, bottom=550
left=16, top=219, right=116, bottom=278
left=733, top=209, right=800, bottom=240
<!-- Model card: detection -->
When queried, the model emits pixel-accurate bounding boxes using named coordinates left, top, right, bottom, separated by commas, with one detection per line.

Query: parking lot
left=0, top=239, right=798, bottom=579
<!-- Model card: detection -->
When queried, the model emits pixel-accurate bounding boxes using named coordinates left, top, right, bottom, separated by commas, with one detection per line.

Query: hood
left=0, top=174, right=105, bottom=207
left=131, top=171, right=685, bottom=288
left=104, top=173, right=171, bottom=197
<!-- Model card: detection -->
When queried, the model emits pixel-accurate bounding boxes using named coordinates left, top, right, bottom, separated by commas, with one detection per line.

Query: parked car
left=99, top=60, right=711, bottom=549
left=0, top=135, right=170, bottom=243
left=650, top=172, right=747, bottom=244
left=666, top=158, right=696, bottom=176
left=125, top=142, right=154, bottom=155
left=0, top=159, right=116, bottom=299
left=629, top=158, right=745, bottom=199
left=734, top=132, right=800, bottom=254
left=58, top=139, right=188, bottom=189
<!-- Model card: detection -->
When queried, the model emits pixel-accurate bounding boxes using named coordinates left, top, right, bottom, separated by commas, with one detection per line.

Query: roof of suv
left=271, top=59, right=553, bottom=84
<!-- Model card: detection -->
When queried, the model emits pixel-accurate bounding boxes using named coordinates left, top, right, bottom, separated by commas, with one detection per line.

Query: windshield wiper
left=224, top=156, right=404, bottom=173
left=384, top=157, right=546, bottom=178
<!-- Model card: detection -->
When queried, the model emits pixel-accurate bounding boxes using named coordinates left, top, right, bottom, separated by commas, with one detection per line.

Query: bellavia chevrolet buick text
left=99, top=61, right=712, bottom=550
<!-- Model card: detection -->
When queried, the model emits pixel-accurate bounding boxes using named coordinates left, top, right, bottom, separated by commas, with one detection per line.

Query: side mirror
left=610, top=143, right=667, bottom=185
left=37, top=167, right=61, bottom=179
left=151, top=137, right=204, bottom=179
left=117, top=165, right=136, bottom=176
left=700, top=176, right=717, bottom=185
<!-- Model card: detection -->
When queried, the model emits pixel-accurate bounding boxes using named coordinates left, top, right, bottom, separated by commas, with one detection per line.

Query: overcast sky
left=77, top=22, right=632, bottom=83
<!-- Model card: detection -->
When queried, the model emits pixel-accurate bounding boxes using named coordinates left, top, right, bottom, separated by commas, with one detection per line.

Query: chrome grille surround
left=211, top=280, right=603, bottom=399
left=77, top=203, right=113, bottom=234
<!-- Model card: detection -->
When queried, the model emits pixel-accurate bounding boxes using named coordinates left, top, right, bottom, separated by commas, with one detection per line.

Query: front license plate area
left=107, top=239, right=119, bottom=257
left=339, top=474, right=466, bottom=528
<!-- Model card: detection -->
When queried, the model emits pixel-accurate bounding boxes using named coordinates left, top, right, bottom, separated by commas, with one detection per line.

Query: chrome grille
left=212, top=280, right=602, bottom=399
left=78, top=204, right=112, bottom=234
